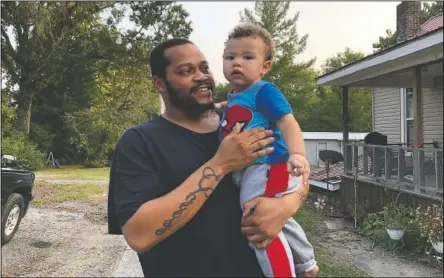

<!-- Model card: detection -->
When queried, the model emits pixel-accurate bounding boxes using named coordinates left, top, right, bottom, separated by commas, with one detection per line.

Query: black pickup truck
left=1, top=154, right=35, bottom=245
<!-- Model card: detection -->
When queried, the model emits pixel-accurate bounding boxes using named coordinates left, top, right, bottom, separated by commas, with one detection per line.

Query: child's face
left=223, top=37, right=272, bottom=91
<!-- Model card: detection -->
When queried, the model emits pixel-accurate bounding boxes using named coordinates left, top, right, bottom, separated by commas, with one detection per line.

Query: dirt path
left=313, top=217, right=443, bottom=277
left=1, top=202, right=127, bottom=277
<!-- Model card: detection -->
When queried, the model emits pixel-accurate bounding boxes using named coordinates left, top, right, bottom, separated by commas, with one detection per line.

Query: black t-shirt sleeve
left=112, top=128, right=164, bottom=228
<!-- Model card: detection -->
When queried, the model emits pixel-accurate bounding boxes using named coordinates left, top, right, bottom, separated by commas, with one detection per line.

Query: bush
left=2, top=131, right=45, bottom=170
left=361, top=208, right=427, bottom=254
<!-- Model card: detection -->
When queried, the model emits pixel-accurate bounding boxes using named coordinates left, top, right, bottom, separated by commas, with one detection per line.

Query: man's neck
left=163, top=108, right=219, bottom=134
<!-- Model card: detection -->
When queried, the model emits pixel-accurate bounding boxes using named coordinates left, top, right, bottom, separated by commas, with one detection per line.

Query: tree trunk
left=15, top=92, right=34, bottom=135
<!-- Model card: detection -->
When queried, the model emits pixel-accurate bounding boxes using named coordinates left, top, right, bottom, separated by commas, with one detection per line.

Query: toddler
left=218, top=23, right=318, bottom=278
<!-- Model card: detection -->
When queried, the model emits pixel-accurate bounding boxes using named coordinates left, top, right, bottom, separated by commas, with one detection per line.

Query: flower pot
left=324, top=218, right=345, bottom=230
left=386, top=228, right=405, bottom=240
left=432, top=241, right=443, bottom=254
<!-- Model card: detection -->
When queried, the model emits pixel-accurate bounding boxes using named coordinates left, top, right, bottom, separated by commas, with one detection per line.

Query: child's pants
left=233, top=163, right=317, bottom=277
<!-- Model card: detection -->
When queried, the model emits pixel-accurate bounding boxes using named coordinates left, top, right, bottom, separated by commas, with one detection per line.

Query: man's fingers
left=245, top=233, right=267, bottom=244
left=249, top=137, right=274, bottom=152
left=241, top=225, right=257, bottom=235
left=252, top=147, right=274, bottom=159
left=229, top=122, right=241, bottom=136
left=256, top=239, right=273, bottom=249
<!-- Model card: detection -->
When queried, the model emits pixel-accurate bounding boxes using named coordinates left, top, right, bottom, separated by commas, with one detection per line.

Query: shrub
left=382, top=202, right=413, bottom=230
left=415, top=205, right=443, bottom=245
left=361, top=209, right=427, bottom=253
left=2, top=131, right=45, bottom=170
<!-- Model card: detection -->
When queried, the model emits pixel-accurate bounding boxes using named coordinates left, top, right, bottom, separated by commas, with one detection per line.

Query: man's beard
left=165, top=80, right=216, bottom=120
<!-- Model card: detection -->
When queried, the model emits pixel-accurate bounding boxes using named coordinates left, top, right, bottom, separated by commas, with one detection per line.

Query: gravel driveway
left=1, top=202, right=129, bottom=277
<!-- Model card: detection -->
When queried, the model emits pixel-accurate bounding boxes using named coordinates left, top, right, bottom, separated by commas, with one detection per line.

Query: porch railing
left=344, top=143, right=443, bottom=199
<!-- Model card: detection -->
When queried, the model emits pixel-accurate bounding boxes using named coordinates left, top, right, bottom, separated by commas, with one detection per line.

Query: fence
left=343, top=143, right=443, bottom=200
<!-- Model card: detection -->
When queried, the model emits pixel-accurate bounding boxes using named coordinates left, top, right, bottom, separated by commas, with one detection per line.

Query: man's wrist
left=207, top=157, right=228, bottom=179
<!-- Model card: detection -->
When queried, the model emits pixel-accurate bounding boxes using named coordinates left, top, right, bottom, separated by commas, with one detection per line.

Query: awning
left=316, top=28, right=443, bottom=88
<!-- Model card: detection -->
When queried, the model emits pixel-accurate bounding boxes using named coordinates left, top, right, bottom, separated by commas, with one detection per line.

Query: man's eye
left=202, top=66, right=210, bottom=73
left=180, top=70, right=191, bottom=75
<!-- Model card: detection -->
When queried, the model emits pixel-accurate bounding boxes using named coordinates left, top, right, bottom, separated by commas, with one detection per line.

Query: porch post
left=412, top=66, right=424, bottom=192
left=412, top=66, right=423, bottom=146
left=342, top=86, right=350, bottom=173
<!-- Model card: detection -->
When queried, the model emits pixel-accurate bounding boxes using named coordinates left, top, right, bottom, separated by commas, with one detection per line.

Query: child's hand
left=287, top=153, right=309, bottom=177
left=215, top=101, right=227, bottom=110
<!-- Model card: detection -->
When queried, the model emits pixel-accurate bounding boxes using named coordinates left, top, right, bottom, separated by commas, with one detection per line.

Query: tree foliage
left=309, top=48, right=372, bottom=132
left=239, top=1, right=318, bottom=127
left=1, top=1, right=192, bottom=168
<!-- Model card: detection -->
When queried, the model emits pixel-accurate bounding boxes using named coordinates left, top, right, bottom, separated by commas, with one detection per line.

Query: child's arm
left=255, top=83, right=307, bottom=175
left=277, top=114, right=307, bottom=176
left=276, top=114, right=305, bottom=157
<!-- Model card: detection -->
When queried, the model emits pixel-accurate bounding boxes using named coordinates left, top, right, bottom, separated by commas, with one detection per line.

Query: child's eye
left=244, top=56, right=254, bottom=60
left=224, top=55, right=234, bottom=60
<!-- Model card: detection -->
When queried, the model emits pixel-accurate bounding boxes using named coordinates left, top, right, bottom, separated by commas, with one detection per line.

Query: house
left=315, top=2, right=443, bottom=212
left=303, top=132, right=367, bottom=168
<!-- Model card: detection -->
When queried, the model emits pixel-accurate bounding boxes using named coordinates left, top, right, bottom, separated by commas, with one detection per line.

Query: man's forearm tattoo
left=155, top=166, right=220, bottom=236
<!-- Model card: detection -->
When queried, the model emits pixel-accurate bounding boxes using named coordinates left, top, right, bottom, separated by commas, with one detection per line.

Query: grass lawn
left=32, top=181, right=107, bottom=207
left=294, top=206, right=369, bottom=277
left=36, top=165, right=110, bottom=181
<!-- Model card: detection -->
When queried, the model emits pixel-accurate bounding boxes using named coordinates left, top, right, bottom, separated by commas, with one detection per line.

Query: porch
left=343, top=143, right=443, bottom=200
left=315, top=26, right=443, bottom=202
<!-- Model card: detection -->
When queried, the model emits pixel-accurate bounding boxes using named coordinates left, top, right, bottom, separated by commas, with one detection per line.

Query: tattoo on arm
left=155, top=167, right=220, bottom=236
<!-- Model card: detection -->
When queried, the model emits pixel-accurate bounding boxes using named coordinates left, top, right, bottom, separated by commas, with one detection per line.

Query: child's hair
left=226, top=23, right=276, bottom=62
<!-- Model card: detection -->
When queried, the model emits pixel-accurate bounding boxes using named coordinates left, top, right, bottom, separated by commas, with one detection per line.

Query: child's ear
left=261, top=60, right=273, bottom=76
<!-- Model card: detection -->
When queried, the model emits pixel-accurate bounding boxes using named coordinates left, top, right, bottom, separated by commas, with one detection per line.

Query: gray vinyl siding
left=373, top=88, right=401, bottom=144
left=422, top=87, right=443, bottom=147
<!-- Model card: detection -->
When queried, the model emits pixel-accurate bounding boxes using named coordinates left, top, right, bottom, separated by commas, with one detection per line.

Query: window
left=404, top=88, right=414, bottom=145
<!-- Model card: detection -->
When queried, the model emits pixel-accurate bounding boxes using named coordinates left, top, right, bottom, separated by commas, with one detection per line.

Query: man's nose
left=193, top=70, right=208, bottom=81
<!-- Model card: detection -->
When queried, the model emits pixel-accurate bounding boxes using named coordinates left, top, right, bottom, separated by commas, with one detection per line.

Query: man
left=107, top=38, right=312, bottom=277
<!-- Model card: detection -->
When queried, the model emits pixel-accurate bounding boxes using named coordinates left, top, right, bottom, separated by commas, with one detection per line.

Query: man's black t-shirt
left=108, top=116, right=264, bottom=277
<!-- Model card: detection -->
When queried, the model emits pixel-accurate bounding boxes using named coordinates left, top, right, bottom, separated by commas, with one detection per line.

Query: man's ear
left=261, top=60, right=273, bottom=77
left=153, top=76, right=166, bottom=92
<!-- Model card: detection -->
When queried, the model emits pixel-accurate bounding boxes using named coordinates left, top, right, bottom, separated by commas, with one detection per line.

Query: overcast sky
left=178, top=1, right=400, bottom=83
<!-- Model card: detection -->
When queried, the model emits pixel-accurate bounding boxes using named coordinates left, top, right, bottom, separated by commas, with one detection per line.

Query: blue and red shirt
left=218, top=80, right=293, bottom=164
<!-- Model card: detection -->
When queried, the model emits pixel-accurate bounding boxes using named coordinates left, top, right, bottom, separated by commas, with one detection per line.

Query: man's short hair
left=226, top=23, right=276, bottom=62
left=149, top=38, right=194, bottom=79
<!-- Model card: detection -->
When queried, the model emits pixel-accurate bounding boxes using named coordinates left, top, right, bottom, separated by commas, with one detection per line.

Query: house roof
left=303, top=132, right=368, bottom=141
left=415, top=14, right=444, bottom=37
left=316, top=14, right=444, bottom=86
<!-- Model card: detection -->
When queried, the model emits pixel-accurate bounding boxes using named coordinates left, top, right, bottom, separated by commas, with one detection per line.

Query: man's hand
left=212, top=124, right=275, bottom=174
left=241, top=197, right=291, bottom=249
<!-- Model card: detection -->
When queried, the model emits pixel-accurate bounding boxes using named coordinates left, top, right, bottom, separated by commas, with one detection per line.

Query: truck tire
left=1, top=193, right=25, bottom=245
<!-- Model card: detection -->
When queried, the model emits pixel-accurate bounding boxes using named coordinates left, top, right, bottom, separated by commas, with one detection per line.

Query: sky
left=2, top=1, right=401, bottom=87
left=178, top=1, right=400, bottom=84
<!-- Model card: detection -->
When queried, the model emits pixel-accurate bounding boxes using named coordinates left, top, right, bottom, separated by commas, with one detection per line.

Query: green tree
left=2, top=1, right=193, bottom=167
left=1, top=2, right=113, bottom=135
left=310, top=48, right=372, bottom=132
left=239, top=1, right=318, bottom=126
